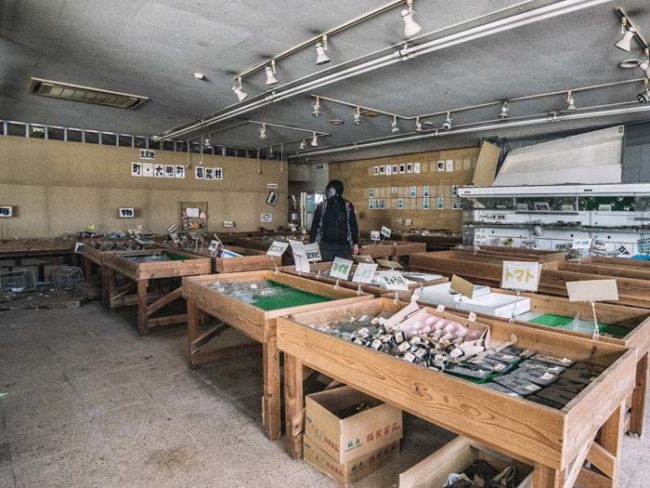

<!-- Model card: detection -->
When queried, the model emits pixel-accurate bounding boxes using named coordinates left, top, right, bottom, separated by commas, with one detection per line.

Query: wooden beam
left=262, top=338, right=281, bottom=441
left=147, top=313, right=187, bottom=328
left=533, top=464, right=562, bottom=488
left=285, top=354, right=305, bottom=459
left=586, top=443, right=616, bottom=479
left=630, top=353, right=648, bottom=436
left=147, top=286, right=183, bottom=315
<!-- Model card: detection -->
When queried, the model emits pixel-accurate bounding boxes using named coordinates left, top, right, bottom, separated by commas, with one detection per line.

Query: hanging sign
left=501, top=261, right=542, bottom=292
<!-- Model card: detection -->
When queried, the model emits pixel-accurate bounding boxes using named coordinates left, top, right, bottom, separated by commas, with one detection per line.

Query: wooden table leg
left=630, top=353, right=648, bottom=437
left=284, top=354, right=304, bottom=458
left=187, top=300, right=200, bottom=369
left=532, top=464, right=562, bottom=488
left=137, top=279, right=149, bottom=335
left=598, top=401, right=625, bottom=487
left=262, top=338, right=281, bottom=440
left=104, top=267, right=114, bottom=308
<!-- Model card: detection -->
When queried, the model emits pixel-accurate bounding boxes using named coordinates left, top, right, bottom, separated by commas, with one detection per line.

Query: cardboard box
left=399, top=436, right=532, bottom=488
left=305, top=386, right=403, bottom=464
left=304, top=436, right=399, bottom=486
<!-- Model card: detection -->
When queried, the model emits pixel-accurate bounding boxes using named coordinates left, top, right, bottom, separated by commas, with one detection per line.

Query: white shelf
left=458, top=183, right=650, bottom=198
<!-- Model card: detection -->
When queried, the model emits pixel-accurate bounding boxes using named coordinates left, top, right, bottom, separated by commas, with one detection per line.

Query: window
left=101, top=133, right=117, bottom=145
left=67, top=129, right=83, bottom=142
left=84, top=131, right=99, bottom=144
left=118, top=135, right=133, bottom=147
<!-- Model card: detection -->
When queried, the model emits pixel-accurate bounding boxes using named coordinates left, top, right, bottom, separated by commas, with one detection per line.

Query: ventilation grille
left=29, top=78, right=149, bottom=109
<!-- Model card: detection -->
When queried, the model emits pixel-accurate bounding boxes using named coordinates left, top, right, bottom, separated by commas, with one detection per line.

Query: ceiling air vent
left=29, top=78, right=149, bottom=109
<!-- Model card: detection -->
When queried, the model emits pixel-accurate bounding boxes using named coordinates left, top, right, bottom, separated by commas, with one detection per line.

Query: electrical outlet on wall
left=0, top=206, right=13, bottom=217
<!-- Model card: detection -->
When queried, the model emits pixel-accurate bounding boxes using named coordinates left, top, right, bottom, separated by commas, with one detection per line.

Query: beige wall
left=329, top=146, right=479, bottom=234
left=0, top=137, right=288, bottom=238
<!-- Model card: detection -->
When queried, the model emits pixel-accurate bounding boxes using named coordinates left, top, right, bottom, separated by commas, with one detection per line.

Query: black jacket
left=309, top=196, right=359, bottom=246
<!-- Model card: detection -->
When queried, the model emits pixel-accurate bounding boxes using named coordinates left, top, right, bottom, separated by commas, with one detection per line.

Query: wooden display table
left=280, top=261, right=448, bottom=297
left=403, top=233, right=463, bottom=252
left=358, top=240, right=426, bottom=260
left=411, top=288, right=650, bottom=437
left=177, top=245, right=275, bottom=274
left=0, top=238, right=76, bottom=267
left=454, top=245, right=568, bottom=262
left=410, top=251, right=650, bottom=308
left=103, top=249, right=211, bottom=335
left=182, top=270, right=370, bottom=440
left=277, top=298, right=636, bottom=488
left=558, top=257, right=650, bottom=281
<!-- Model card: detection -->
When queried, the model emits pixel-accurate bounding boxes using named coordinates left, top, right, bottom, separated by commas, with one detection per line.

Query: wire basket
left=0, top=270, right=37, bottom=292
left=638, top=235, right=650, bottom=255
left=51, top=266, right=84, bottom=289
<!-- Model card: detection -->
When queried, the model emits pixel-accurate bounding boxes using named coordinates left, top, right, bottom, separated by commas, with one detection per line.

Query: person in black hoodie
left=309, top=180, right=360, bottom=261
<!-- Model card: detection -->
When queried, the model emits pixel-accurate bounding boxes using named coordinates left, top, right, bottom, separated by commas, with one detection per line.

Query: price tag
left=208, top=240, right=219, bottom=254
left=352, top=263, right=378, bottom=284
left=436, top=304, right=446, bottom=312
left=266, top=241, right=289, bottom=257
left=370, top=230, right=381, bottom=242
left=330, top=257, right=354, bottom=280
left=381, top=226, right=392, bottom=239
left=468, top=312, right=477, bottom=322
left=295, top=254, right=310, bottom=273
left=566, top=280, right=619, bottom=302
left=572, top=238, right=592, bottom=250
left=288, top=239, right=306, bottom=257
left=501, top=261, right=542, bottom=292
left=304, top=243, right=322, bottom=262
left=381, top=271, right=408, bottom=291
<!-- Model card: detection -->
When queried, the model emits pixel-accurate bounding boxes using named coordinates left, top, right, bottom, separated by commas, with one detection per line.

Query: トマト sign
left=501, top=261, right=542, bottom=292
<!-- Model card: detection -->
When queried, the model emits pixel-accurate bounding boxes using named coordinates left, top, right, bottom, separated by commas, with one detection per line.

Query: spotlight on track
left=498, top=101, right=509, bottom=119
left=615, top=18, right=636, bottom=52
left=259, top=123, right=267, bottom=140
left=565, top=91, right=576, bottom=111
left=298, top=139, right=306, bottom=150
left=390, top=115, right=400, bottom=134
left=415, top=117, right=422, bottom=132
left=401, top=0, right=422, bottom=37
left=442, top=112, right=453, bottom=130
left=265, top=60, right=278, bottom=85
left=312, top=97, right=322, bottom=117
left=310, top=132, right=318, bottom=147
left=232, top=77, right=247, bottom=102
left=315, top=35, right=331, bottom=65
left=353, top=107, right=362, bottom=126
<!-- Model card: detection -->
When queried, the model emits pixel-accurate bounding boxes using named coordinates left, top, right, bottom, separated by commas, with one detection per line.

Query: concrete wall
left=0, top=137, right=288, bottom=238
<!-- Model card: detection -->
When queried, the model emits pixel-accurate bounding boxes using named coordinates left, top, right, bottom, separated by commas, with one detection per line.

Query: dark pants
left=321, top=243, right=352, bottom=262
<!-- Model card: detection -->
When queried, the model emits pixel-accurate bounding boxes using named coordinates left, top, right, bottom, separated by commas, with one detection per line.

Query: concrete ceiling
left=1, top=0, right=650, bottom=163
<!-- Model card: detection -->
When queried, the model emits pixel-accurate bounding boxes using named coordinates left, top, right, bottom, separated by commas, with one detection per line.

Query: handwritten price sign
left=352, top=263, right=378, bottom=284
left=380, top=271, right=408, bottom=291
left=266, top=241, right=289, bottom=257
left=501, top=261, right=542, bottom=292
left=330, top=257, right=353, bottom=280
left=304, top=243, right=322, bottom=262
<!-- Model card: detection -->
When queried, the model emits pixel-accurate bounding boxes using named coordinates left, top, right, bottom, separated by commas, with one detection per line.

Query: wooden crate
left=410, top=251, right=650, bottom=308
left=278, top=298, right=636, bottom=488
left=182, top=270, right=371, bottom=440
left=403, top=233, right=462, bottom=252
left=358, top=240, right=425, bottom=259
left=559, top=257, right=650, bottom=281
left=103, top=249, right=211, bottom=335
left=280, top=261, right=447, bottom=297
left=0, top=238, right=76, bottom=257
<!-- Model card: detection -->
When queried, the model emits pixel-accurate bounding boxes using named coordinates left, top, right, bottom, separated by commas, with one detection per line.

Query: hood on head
left=325, top=179, right=344, bottom=197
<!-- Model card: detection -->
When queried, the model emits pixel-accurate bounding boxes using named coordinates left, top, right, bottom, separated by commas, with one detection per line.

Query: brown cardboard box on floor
left=305, top=385, right=403, bottom=464
left=304, top=436, right=400, bottom=486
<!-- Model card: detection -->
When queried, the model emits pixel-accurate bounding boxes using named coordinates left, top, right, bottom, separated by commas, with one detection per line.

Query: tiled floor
left=0, top=302, right=648, bottom=487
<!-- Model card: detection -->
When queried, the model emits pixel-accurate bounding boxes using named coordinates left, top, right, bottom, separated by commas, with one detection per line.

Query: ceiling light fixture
left=415, top=117, right=422, bottom=132
left=353, top=106, right=362, bottom=126
left=265, top=60, right=278, bottom=85
left=391, top=115, right=400, bottom=133
left=498, top=101, right=509, bottom=119
left=232, top=77, right=247, bottom=102
left=310, top=132, right=319, bottom=147
left=315, top=35, right=331, bottom=65
left=615, top=18, right=636, bottom=52
left=259, top=123, right=267, bottom=140
left=442, top=112, right=453, bottom=130
left=565, top=91, right=576, bottom=110
left=194, top=72, right=207, bottom=80
left=638, top=50, right=650, bottom=79
left=401, top=0, right=422, bottom=37
left=299, top=139, right=306, bottom=150
left=268, top=145, right=274, bottom=158
left=312, top=96, right=322, bottom=117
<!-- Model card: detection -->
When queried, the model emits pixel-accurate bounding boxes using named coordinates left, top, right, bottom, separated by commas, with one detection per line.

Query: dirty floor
left=0, top=302, right=648, bottom=487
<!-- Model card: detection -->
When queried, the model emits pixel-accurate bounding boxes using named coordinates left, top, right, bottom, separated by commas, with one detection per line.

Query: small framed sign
left=330, top=257, right=353, bottom=280
left=501, top=261, right=542, bottom=292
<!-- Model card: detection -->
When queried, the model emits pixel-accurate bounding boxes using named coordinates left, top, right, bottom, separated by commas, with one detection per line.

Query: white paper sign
left=260, top=213, right=273, bottom=223
left=142, top=162, right=154, bottom=177
left=295, top=255, right=310, bottom=273
left=381, top=271, right=408, bottom=291
left=370, top=230, right=381, bottom=242
left=330, top=257, right=354, bottom=280
left=352, top=263, right=378, bottom=284
left=131, top=162, right=142, bottom=176
left=186, top=207, right=200, bottom=218
left=572, top=238, right=592, bottom=250
left=304, top=243, right=322, bottom=262
left=223, top=220, right=234, bottom=228
left=288, top=239, right=306, bottom=257
left=566, top=280, right=619, bottom=302
left=381, top=226, right=392, bottom=239
left=208, top=240, right=219, bottom=253
left=175, top=165, right=185, bottom=178
left=267, top=241, right=289, bottom=257
left=501, top=261, right=542, bottom=292
left=139, top=149, right=155, bottom=160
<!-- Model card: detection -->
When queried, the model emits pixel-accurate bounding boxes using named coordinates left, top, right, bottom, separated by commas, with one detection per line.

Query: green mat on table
left=251, top=280, right=333, bottom=311
left=527, top=314, right=628, bottom=339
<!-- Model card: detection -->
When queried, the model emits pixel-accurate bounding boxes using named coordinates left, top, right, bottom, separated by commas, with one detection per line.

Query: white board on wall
left=494, top=126, right=623, bottom=186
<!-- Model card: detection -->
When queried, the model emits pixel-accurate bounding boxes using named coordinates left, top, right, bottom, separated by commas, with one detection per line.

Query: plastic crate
left=0, top=269, right=37, bottom=292
left=50, top=266, right=84, bottom=289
